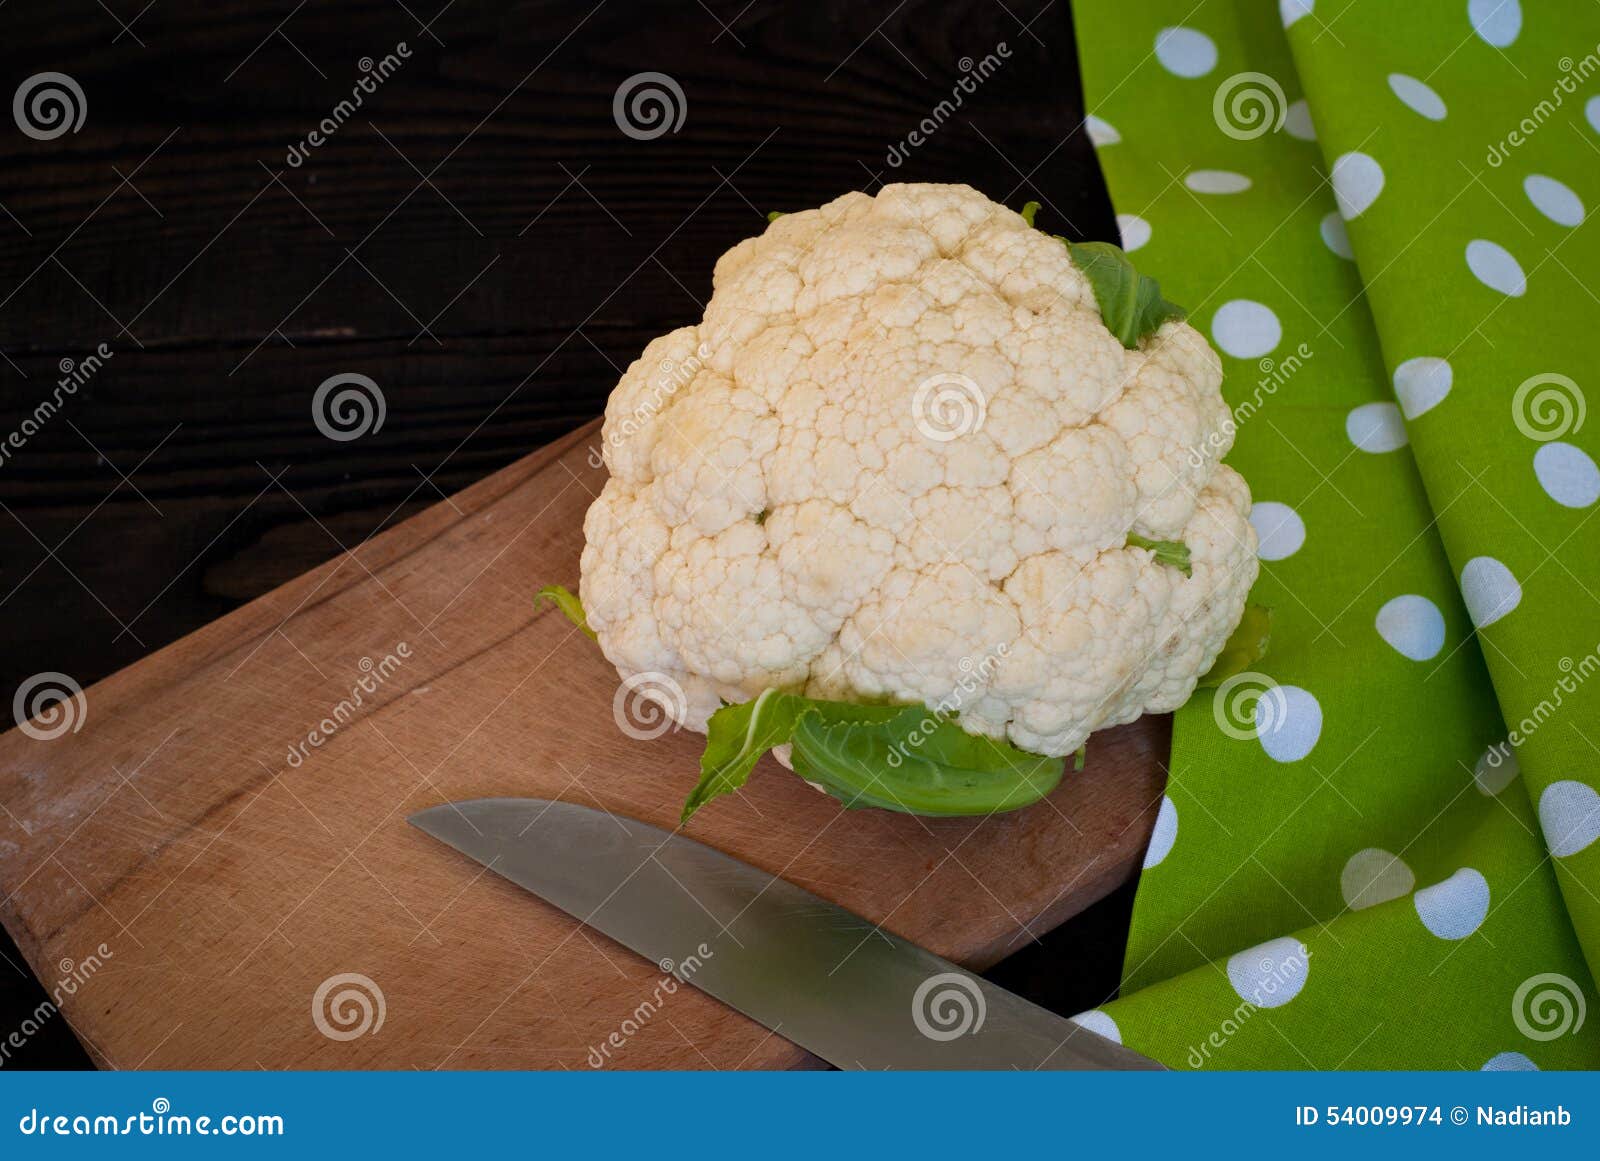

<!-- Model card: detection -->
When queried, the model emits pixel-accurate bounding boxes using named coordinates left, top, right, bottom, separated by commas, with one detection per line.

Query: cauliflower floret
left=578, top=479, right=722, bottom=731
left=579, top=479, right=675, bottom=671
left=1009, top=424, right=1137, bottom=558
left=648, top=377, right=778, bottom=535
left=579, top=182, right=1255, bottom=757
left=600, top=327, right=706, bottom=483
left=961, top=220, right=1096, bottom=315
left=1117, top=465, right=1258, bottom=718
left=996, top=548, right=1173, bottom=755
left=897, top=486, right=1021, bottom=580
left=652, top=519, right=830, bottom=695
left=765, top=499, right=896, bottom=629
left=829, top=563, right=1020, bottom=711
left=1101, top=321, right=1231, bottom=538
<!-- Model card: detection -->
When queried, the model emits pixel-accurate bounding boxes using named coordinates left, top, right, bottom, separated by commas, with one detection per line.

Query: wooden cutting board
left=0, top=418, right=1167, bottom=1070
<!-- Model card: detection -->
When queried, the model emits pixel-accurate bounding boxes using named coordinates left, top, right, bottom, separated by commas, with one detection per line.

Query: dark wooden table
left=0, top=0, right=1130, bottom=1068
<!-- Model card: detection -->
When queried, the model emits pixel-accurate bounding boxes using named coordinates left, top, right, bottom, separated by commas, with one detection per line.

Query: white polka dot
left=1116, top=213, right=1151, bottom=252
left=1470, top=0, right=1521, bottom=47
left=1533, top=442, right=1600, bottom=508
left=1413, top=868, right=1489, bottom=940
left=1085, top=114, right=1120, bottom=147
left=1280, top=0, right=1314, bottom=26
left=1345, top=401, right=1407, bottom=452
left=1375, top=594, right=1446, bottom=661
left=1250, top=501, right=1305, bottom=561
left=1210, top=300, right=1281, bottom=359
left=1283, top=99, right=1315, bottom=140
left=1069, top=1009, right=1122, bottom=1044
left=1392, top=356, right=1452, bottom=419
left=1483, top=1051, right=1539, bottom=1071
left=1226, top=937, right=1309, bottom=1008
left=1341, top=848, right=1415, bottom=910
left=1319, top=211, right=1353, bottom=259
left=1331, top=152, right=1384, bottom=219
left=1524, top=174, right=1584, bottom=227
left=1589, top=96, right=1600, bottom=136
left=1154, top=26, right=1218, bottom=78
left=1256, top=685, right=1321, bottom=763
left=1460, top=556, right=1521, bottom=628
left=1387, top=73, right=1447, bottom=120
left=1539, top=780, right=1600, bottom=858
left=1185, top=169, right=1252, bottom=195
left=1144, top=796, right=1178, bottom=868
left=1466, top=239, right=1526, bottom=296
left=1473, top=744, right=1519, bottom=796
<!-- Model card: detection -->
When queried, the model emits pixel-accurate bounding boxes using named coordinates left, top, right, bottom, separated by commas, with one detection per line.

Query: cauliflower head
left=579, top=183, right=1257, bottom=760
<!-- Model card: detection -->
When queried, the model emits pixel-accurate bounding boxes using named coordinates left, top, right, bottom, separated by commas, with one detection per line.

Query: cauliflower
left=562, top=183, right=1258, bottom=817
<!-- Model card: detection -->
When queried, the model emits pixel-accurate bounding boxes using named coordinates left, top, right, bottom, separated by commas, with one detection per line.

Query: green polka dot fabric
left=1068, top=0, right=1600, bottom=1069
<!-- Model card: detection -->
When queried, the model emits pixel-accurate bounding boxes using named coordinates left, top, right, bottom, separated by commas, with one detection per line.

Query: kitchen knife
left=409, top=797, right=1162, bottom=1070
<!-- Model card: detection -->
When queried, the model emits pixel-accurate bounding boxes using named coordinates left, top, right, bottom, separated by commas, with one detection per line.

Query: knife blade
left=409, top=797, right=1161, bottom=1070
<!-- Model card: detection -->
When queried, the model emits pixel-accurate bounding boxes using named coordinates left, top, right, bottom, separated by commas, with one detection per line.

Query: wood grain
left=0, top=0, right=1110, bottom=701
left=0, top=418, right=1165, bottom=1070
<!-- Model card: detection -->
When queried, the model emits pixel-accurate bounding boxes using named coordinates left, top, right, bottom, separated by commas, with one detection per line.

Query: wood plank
left=0, top=418, right=1165, bottom=1070
left=0, top=0, right=1110, bottom=707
